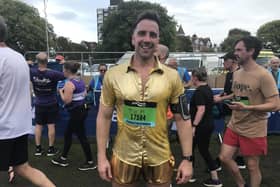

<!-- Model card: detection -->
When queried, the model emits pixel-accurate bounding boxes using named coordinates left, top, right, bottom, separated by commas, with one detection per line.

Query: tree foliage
left=175, top=35, right=193, bottom=52
left=257, top=20, right=280, bottom=53
left=100, top=1, right=177, bottom=52
left=0, top=0, right=55, bottom=54
left=220, top=28, right=251, bottom=52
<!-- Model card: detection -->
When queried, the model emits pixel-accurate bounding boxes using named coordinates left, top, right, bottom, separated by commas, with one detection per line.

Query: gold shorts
left=111, top=154, right=174, bottom=185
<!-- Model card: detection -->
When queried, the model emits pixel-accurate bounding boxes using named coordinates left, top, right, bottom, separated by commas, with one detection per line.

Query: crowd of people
left=1, top=10, right=280, bottom=187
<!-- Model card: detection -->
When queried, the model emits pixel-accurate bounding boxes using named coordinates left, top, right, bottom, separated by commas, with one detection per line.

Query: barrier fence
left=33, top=89, right=280, bottom=137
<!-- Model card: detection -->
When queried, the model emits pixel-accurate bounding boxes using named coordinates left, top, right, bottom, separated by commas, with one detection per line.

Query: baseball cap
left=220, top=51, right=237, bottom=61
left=55, top=55, right=64, bottom=61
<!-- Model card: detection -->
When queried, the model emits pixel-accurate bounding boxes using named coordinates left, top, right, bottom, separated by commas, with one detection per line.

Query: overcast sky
left=21, top=0, right=280, bottom=45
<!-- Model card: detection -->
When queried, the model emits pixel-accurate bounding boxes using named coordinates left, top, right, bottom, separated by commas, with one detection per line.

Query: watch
left=182, top=155, right=194, bottom=162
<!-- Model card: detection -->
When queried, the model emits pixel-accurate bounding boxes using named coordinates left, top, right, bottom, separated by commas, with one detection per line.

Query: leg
left=246, top=156, right=261, bottom=187
left=147, top=183, right=170, bottom=187
left=235, top=151, right=246, bottom=169
left=51, top=121, right=72, bottom=167
left=112, top=181, right=138, bottom=187
left=47, top=124, right=55, bottom=147
left=8, top=166, right=15, bottom=183
left=14, top=162, right=55, bottom=187
left=76, top=125, right=93, bottom=162
left=34, top=105, right=45, bottom=148
left=111, top=154, right=142, bottom=187
left=74, top=110, right=93, bottom=162
left=143, top=160, right=173, bottom=187
left=219, top=144, right=245, bottom=187
left=61, top=121, right=74, bottom=158
left=195, top=126, right=220, bottom=181
left=46, top=104, right=59, bottom=148
left=35, top=124, right=43, bottom=146
left=238, top=135, right=267, bottom=187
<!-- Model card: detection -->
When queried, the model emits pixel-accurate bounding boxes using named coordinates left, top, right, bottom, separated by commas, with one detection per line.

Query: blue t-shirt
left=177, top=67, right=191, bottom=82
left=89, top=75, right=104, bottom=91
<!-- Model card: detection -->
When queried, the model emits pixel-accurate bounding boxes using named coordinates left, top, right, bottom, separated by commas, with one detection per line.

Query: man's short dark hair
left=132, top=11, right=160, bottom=32
left=235, top=36, right=263, bottom=60
left=0, top=16, right=8, bottom=42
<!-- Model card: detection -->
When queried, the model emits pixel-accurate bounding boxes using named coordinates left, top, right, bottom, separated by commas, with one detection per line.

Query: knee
left=219, top=153, right=231, bottom=164
left=14, top=162, right=29, bottom=176
left=247, top=160, right=259, bottom=172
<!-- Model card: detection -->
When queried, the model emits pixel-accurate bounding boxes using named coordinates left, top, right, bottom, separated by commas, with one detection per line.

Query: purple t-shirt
left=65, top=78, right=86, bottom=110
left=30, top=68, right=64, bottom=106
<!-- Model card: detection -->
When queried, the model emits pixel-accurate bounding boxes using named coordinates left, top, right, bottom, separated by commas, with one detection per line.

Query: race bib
left=123, top=100, right=157, bottom=127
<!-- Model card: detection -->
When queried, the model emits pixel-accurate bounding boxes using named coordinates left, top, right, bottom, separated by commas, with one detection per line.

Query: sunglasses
left=99, top=69, right=107, bottom=72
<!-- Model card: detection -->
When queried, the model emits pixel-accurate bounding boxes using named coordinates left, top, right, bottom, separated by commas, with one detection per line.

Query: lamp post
left=43, top=0, right=49, bottom=59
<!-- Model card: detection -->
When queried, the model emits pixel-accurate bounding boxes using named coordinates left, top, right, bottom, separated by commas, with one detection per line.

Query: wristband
left=182, top=155, right=194, bottom=162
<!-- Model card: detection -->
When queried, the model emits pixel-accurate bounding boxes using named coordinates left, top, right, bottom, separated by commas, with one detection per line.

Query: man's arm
left=173, top=114, right=193, bottom=184
left=192, top=105, right=205, bottom=126
left=230, top=95, right=279, bottom=112
left=214, top=93, right=234, bottom=103
left=96, top=104, right=114, bottom=182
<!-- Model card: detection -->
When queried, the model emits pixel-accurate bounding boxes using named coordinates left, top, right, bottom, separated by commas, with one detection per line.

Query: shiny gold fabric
left=111, top=154, right=174, bottom=184
left=101, top=55, right=184, bottom=167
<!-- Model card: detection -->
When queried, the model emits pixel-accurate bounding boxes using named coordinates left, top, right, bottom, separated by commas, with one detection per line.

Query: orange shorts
left=111, top=154, right=174, bottom=185
left=223, top=128, right=267, bottom=156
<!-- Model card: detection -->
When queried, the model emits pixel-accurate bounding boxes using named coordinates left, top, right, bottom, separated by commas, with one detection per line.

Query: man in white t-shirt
left=0, top=16, right=55, bottom=187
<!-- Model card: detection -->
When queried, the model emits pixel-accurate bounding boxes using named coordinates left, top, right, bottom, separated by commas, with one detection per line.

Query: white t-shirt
left=0, top=47, right=33, bottom=139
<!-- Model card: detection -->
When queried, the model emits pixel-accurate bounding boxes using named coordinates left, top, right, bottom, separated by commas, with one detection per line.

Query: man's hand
left=97, top=156, right=112, bottom=182
left=176, top=160, right=193, bottom=184
left=27, top=60, right=34, bottom=65
left=192, top=127, right=196, bottom=137
left=228, top=101, right=248, bottom=111
left=214, top=94, right=223, bottom=103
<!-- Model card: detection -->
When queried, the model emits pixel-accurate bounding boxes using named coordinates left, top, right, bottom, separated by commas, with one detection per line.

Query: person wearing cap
left=269, top=56, right=280, bottom=89
left=55, top=55, right=65, bottom=64
left=214, top=51, right=246, bottom=169
left=30, top=52, right=65, bottom=157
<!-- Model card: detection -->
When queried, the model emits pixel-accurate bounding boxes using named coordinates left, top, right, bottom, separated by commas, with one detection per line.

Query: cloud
left=50, top=11, right=78, bottom=21
left=21, top=0, right=280, bottom=45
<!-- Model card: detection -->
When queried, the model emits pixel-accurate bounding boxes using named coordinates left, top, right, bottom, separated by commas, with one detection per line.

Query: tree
left=0, top=0, right=55, bottom=54
left=55, top=36, right=73, bottom=51
left=100, top=1, right=177, bottom=52
left=175, top=35, right=193, bottom=52
left=257, top=20, right=280, bottom=53
left=220, top=28, right=251, bottom=52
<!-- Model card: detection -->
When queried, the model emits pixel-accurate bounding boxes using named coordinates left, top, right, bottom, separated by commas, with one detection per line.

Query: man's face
left=270, top=59, right=280, bottom=70
left=223, top=59, right=234, bottom=70
left=167, top=59, right=177, bottom=70
left=132, top=19, right=159, bottom=61
left=99, top=66, right=107, bottom=76
left=234, top=41, right=253, bottom=66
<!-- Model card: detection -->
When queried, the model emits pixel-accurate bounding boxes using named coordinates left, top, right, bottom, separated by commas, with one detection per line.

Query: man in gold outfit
left=96, top=11, right=193, bottom=187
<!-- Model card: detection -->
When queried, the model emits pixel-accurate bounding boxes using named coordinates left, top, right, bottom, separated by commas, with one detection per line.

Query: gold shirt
left=100, top=55, right=184, bottom=167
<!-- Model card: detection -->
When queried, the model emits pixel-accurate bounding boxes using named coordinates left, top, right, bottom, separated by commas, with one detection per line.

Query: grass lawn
left=0, top=134, right=279, bottom=187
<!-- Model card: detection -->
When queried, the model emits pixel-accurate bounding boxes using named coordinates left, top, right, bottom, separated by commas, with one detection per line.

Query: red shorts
left=223, top=128, right=267, bottom=156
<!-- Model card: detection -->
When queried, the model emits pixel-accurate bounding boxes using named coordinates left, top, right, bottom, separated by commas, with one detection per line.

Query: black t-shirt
left=223, top=71, right=235, bottom=115
left=224, top=71, right=233, bottom=95
left=190, top=84, right=214, bottom=126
